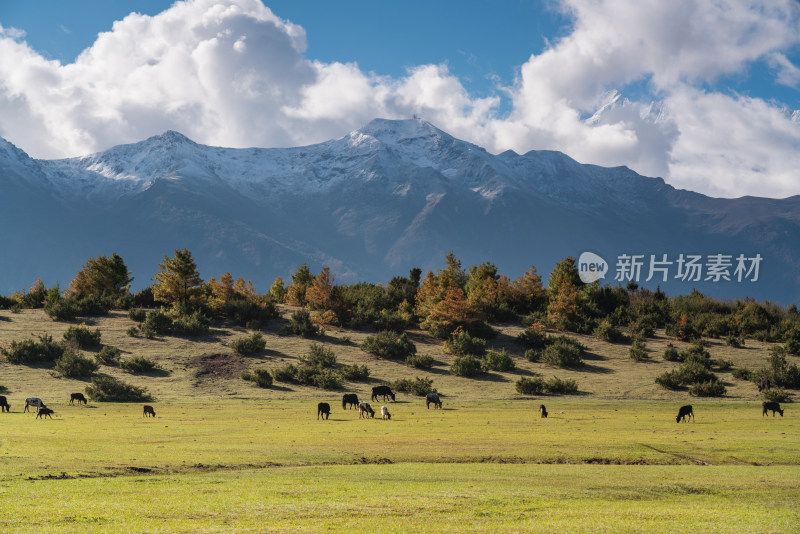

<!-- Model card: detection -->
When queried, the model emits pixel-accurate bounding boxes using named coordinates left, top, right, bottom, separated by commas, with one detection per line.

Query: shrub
left=95, top=345, right=121, bottom=366
left=271, top=364, right=298, bottom=382
left=405, top=354, right=435, bottom=369
left=282, top=309, right=320, bottom=338
left=1, top=335, right=65, bottom=364
left=230, top=332, right=267, bottom=355
left=120, top=356, right=160, bottom=374
left=63, top=326, right=102, bottom=348
left=243, top=368, right=273, bottom=388
left=516, top=376, right=546, bottom=395
left=44, top=299, right=80, bottom=321
left=763, top=388, right=792, bottom=403
left=482, top=349, right=516, bottom=372
left=679, top=360, right=719, bottom=384
left=655, top=370, right=684, bottom=390
left=594, top=321, right=627, bottom=343
left=712, top=359, right=733, bottom=371
left=545, top=376, right=579, bottom=394
left=172, top=311, right=211, bottom=336
left=629, top=339, right=648, bottom=362
left=126, top=326, right=139, bottom=337
left=53, top=350, right=99, bottom=379
left=142, top=309, right=173, bottom=337
left=361, top=331, right=417, bottom=360
left=444, top=329, right=487, bottom=356
left=524, top=349, right=541, bottom=362
left=628, top=318, right=656, bottom=339
left=732, top=368, right=755, bottom=381
left=689, top=381, right=727, bottom=397
left=450, top=355, right=485, bottom=378
left=341, top=363, right=371, bottom=381
left=516, top=327, right=547, bottom=349
left=225, top=299, right=278, bottom=328
left=85, top=376, right=152, bottom=402
left=541, top=336, right=584, bottom=368
left=391, top=377, right=436, bottom=396
left=663, top=345, right=681, bottom=362
left=301, top=343, right=337, bottom=369
left=725, top=335, right=744, bottom=348
left=128, top=308, right=148, bottom=322
left=312, top=369, right=343, bottom=390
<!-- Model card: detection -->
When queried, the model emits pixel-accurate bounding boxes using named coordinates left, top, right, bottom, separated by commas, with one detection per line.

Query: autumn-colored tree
left=14, top=278, right=47, bottom=308
left=286, top=263, right=314, bottom=306
left=206, top=272, right=256, bottom=313
left=269, top=277, right=287, bottom=303
left=306, top=267, right=335, bottom=311
left=152, top=248, right=204, bottom=309
left=415, top=253, right=468, bottom=323
left=426, top=287, right=482, bottom=331
left=510, top=265, right=547, bottom=313
left=67, top=253, right=133, bottom=299
left=465, top=262, right=515, bottom=320
left=546, top=257, right=582, bottom=331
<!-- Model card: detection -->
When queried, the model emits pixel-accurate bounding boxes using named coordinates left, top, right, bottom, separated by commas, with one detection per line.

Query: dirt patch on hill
left=190, top=353, right=247, bottom=379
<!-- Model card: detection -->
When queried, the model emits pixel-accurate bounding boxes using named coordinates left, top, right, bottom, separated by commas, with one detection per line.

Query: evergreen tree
left=152, top=248, right=203, bottom=309
left=67, top=253, right=133, bottom=299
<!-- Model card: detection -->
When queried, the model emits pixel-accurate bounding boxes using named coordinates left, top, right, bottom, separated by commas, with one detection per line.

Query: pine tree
left=152, top=249, right=203, bottom=309
left=67, top=253, right=133, bottom=299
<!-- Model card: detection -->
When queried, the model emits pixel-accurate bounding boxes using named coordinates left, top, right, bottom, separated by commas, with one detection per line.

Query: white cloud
left=0, top=0, right=799, bottom=198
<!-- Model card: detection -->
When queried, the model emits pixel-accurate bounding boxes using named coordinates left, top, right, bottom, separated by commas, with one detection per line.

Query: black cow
left=358, top=402, right=375, bottom=419
left=70, top=393, right=87, bottom=405
left=142, top=405, right=156, bottom=418
left=762, top=401, right=784, bottom=417
left=371, top=386, right=395, bottom=402
left=539, top=404, right=548, bottom=418
left=342, top=394, right=359, bottom=410
left=317, top=402, right=331, bottom=420
left=676, top=405, right=694, bottom=423
left=758, top=377, right=771, bottom=392
left=0, top=396, right=9, bottom=413
left=36, top=407, right=54, bottom=419
left=425, top=393, right=442, bottom=409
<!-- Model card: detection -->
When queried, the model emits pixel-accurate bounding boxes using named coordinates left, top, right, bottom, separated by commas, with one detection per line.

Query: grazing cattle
left=358, top=402, right=375, bottom=419
left=342, top=393, right=359, bottom=410
left=69, top=393, right=87, bottom=405
left=676, top=405, right=694, bottom=423
left=24, top=398, right=44, bottom=413
left=381, top=406, right=391, bottom=420
left=539, top=404, right=548, bottom=418
left=142, top=405, right=156, bottom=418
left=762, top=401, right=784, bottom=417
left=371, top=386, right=395, bottom=402
left=758, top=377, right=771, bottom=392
left=317, top=402, right=331, bottom=420
left=0, top=396, right=9, bottom=413
left=425, top=393, right=442, bottom=409
left=36, top=407, right=54, bottom=419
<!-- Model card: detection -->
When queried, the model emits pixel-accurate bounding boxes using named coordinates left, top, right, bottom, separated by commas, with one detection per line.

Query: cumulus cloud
left=0, top=0, right=799, bottom=198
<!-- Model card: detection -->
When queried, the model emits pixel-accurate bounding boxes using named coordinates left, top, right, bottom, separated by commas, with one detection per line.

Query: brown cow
left=142, top=405, right=156, bottom=418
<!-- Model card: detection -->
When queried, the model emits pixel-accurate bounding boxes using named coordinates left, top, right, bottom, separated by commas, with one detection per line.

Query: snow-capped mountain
left=1, top=118, right=799, bottom=304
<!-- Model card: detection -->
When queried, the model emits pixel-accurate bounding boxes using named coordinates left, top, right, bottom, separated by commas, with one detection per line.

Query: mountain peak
left=353, top=117, right=449, bottom=142
left=148, top=130, right=196, bottom=146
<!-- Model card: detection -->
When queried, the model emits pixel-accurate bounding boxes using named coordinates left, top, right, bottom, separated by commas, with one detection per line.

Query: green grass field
left=1, top=308, right=799, bottom=532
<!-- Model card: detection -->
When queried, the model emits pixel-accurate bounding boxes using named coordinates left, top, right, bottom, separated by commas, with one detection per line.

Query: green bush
left=1, top=334, right=65, bottom=364
left=732, top=368, right=755, bottom=381
left=271, top=364, right=298, bottom=382
left=725, top=335, right=744, bottom=348
left=655, top=370, right=685, bottom=390
left=629, top=339, right=648, bottom=362
left=301, top=343, right=337, bottom=369
left=128, top=308, right=148, bottom=322
left=282, top=309, right=320, bottom=338
left=405, top=354, right=435, bottom=369
left=95, top=345, right=121, bottom=366
left=242, top=368, right=273, bottom=388
left=594, top=321, right=627, bottom=343
left=126, top=326, right=139, bottom=337
left=230, top=332, right=267, bottom=355
left=524, top=349, right=541, bottom=362
left=53, top=350, right=99, bottom=379
left=545, top=376, right=579, bottom=394
left=712, top=358, right=733, bottom=371
left=482, top=349, right=516, bottom=372
left=515, top=376, right=546, bottom=395
left=142, top=309, right=173, bottom=337
left=172, top=311, right=211, bottom=336
left=689, top=381, right=726, bottom=397
left=517, top=327, right=548, bottom=349
left=44, top=299, right=80, bottom=321
left=63, top=326, right=102, bottom=348
left=120, top=356, right=161, bottom=374
left=541, top=336, right=584, bottom=368
left=663, top=345, right=681, bottom=362
left=444, top=330, right=487, bottom=356
left=763, top=388, right=791, bottom=403
left=225, top=299, right=278, bottom=328
left=450, top=355, right=485, bottom=378
left=85, top=376, right=152, bottom=402
left=679, top=360, right=719, bottom=384
left=361, top=330, right=417, bottom=360
left=311, top=369, right=343, bottom=390
left=341, top=363, right=371, bottom=381
left=391, top=377, right=436, bottom=396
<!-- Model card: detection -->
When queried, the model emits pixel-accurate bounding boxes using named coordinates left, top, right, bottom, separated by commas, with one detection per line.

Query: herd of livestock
left=0, top=387, right=787, bottom=421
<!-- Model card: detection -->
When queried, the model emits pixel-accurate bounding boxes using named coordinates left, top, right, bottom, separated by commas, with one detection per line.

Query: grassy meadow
left=1, top=307, right=799, bottom=532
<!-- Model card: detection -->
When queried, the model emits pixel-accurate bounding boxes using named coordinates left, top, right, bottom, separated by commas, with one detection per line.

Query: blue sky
left=1, top=0, right=799, bottom=198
